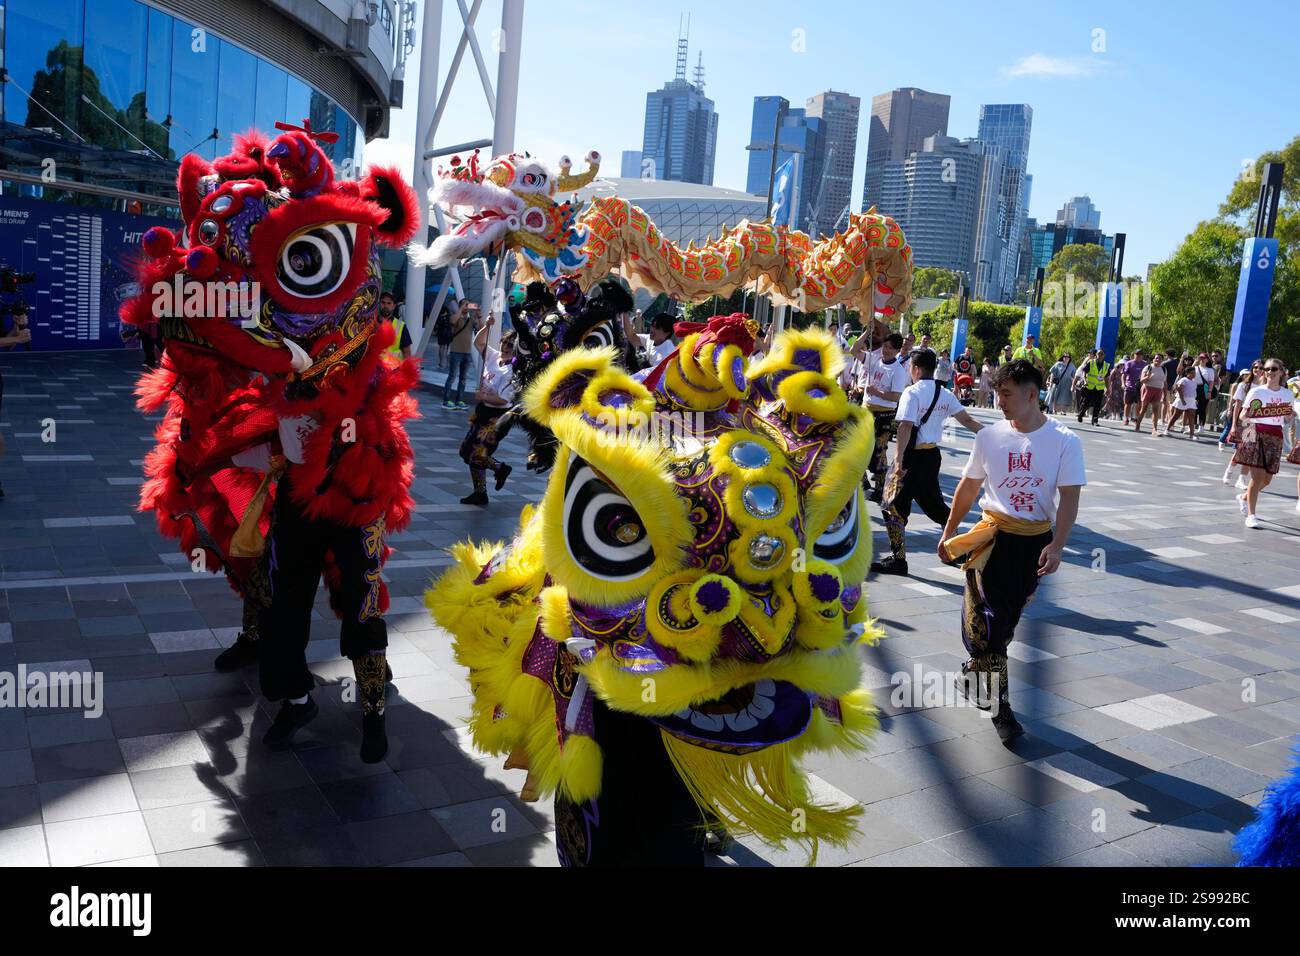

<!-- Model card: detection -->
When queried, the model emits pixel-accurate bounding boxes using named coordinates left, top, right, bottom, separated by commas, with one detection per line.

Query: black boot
left=354, top=653, right=388, bottom=763
left=214, top=629, right=260, bottom=671
left=870, top=555, right=909, bottom=576
left=991, top=707, right=1024, bottom=743
left=460, top=490, right=488, bottom=506
left=263, top=696, right=318, bottom=749
left=494, top=463, right=513, bottom=491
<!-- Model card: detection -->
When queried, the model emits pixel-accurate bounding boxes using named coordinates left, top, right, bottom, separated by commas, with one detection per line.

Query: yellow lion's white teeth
left=688, top=711, right=725, bottom=732
left=725, top=711, right=758, bottom=732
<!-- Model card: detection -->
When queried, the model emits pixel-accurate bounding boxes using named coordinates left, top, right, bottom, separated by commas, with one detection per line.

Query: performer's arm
left=1039, top=485, right=1081, bottom=577
left=473, top=313, right=494, bottom=355
left=890, top=421, right=912, bottom=470
left=938, top=475, right=984, bottom=561
left=620, top=311, right=639, bottom=342
left=953, top=410, right=983, bottom=433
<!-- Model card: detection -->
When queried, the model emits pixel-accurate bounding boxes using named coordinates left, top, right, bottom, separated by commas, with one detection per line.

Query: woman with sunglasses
left=1222, top=365, right=1260, bottom=487
left=1233, top=359, right=1296, bottom=529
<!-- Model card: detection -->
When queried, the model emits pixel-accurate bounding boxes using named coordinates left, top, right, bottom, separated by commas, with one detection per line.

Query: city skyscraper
left=620, top=150, right=644, bottom=178
left=641, top=27, right=718, bottom=186
left=1056, top=195, right=1101, bottom=230
left=975, top=103, right=1033, bottom=302
left=805, top=90, right=860, bottom=236
left=744, top=96, right=826, bottom=234
left=860, top=87, right=951, bottom=213
left=878, top=135, right=1003, bottom=297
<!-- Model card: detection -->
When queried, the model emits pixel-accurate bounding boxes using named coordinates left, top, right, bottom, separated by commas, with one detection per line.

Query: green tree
left=912, top=300, right=1024, bottom=363
left=912, top=267, right=961, bottom=298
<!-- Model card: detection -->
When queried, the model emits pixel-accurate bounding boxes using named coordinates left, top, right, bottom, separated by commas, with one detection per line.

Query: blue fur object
left=1235, top=740, right=1300, bottom=866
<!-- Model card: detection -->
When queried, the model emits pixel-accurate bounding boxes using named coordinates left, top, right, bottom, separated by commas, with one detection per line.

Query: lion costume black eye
left=812, top=492, right=860, bottom=564
left=582, top=322, right=614, bottom=350
left=277, top=223, right=355, bottom=298
left=563, top=458, right=653, bottom=580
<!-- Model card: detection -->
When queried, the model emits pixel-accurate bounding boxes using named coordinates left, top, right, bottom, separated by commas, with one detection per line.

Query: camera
left=0, top=264, right=36, bottom=295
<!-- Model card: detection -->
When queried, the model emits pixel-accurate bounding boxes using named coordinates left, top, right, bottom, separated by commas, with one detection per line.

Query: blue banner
left=1095, top=281, right=1121, bottom=360
left=769, top=156, right=797, bottom=228
left=1227, top=237, right=1278, bottom=371
left=0, top=194, right=177, bottom=351
left=1023, top=306, right=1042, bottom=346
left=952, top=317, right=968, bottom=359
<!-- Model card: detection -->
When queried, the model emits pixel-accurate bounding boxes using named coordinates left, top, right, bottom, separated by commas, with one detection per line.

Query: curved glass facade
left=0, top=0, right=364, bottom=215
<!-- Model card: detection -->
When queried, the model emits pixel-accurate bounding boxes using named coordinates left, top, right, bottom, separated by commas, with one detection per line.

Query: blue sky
left=367, top=0, right=1300, bottom=274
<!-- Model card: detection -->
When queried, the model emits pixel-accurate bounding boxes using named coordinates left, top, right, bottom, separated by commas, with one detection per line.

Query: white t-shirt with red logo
left=1241, top=385, right=1296, bottom=427
left=860, top=349, right=912, bottom=410
left=963, top=418, right=1087, bottom=523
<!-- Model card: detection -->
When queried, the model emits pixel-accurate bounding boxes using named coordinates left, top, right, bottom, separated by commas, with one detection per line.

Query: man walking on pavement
left=938, top=360, right=1086, bottom=743
left=871, top=349, right=983, bottom=577
left=1077, top=348, right=1110, bottom=426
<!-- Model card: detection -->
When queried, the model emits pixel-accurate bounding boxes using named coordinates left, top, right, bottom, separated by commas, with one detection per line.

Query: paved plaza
left=1, top=349, right=1299, bottom=867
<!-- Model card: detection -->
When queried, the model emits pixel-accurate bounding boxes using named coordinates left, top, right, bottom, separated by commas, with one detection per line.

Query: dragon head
left=121, top=123, right=420, bottom=388
left=437, top=321, right=879, bottom=850
left=411, top=149, right=600, bottom=281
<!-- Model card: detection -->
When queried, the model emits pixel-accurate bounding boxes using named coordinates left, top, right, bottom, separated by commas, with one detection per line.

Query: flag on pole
left=769, top=156, right=796, bottom=227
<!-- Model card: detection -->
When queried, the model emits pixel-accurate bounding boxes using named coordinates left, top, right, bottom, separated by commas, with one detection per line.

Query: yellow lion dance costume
left=428, top=316, right=882, bottom=865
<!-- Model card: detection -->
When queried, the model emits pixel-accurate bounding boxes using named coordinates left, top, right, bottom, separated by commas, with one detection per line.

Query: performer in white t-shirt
left=622, top=311, right=678, bottom=375
left=458, top=314, right=519, bottom=506
left=872, top=348, right=982, bottom=575
left=1232, top=358, right=1297, bottom=528
left=848, top=330, right=912, bottom=502
left=938, top=358, right=1086, bottom=742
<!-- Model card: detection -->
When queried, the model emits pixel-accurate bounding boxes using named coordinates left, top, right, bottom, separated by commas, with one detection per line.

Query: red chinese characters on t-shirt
left=1001, top=451, right=1039, bottom=511
left=1007, top=490, right=1038, bottom=513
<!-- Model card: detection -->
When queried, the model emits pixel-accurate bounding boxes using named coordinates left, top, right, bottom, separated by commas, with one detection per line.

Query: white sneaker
left=1295, top=500, right=1300, bottom=513
left=1235, top=476, right=1249, bottom=490
left=1218, top=442, right=1225, bottom=452
left=1238, top=493, right=1249, bottom=516
left=1245, top=514, right=1261, bottom=529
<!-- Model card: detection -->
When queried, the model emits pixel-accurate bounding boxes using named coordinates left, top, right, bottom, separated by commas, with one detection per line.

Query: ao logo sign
left=1257, top=245, right=1271, bottom=270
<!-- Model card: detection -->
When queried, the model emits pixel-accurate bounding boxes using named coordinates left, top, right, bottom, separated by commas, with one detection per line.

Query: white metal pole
left=402, top=0, right=444, bottom=350
left=483, top=0, right=523, bottom=350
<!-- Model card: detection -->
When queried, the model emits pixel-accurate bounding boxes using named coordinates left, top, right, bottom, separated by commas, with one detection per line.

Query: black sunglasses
left=1264, top=366, right=1284, bottom=372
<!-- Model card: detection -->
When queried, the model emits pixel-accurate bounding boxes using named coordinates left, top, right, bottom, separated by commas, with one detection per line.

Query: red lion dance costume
left=121, top=122, right=421, bottom=762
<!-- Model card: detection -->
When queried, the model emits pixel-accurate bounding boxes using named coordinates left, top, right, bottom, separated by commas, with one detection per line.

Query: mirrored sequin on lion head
left=121, top=123, right=420, bottom=388
left=428, top=319, right=881, bottom=855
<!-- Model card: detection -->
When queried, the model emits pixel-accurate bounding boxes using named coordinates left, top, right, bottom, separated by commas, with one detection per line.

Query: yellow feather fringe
left=660, top=731, right=862, bottom=864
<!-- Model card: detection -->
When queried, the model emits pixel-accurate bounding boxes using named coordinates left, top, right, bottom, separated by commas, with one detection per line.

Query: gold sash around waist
left=939, top=509, right=1052, bottom=573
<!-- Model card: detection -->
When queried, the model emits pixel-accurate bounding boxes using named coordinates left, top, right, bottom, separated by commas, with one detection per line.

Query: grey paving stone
left=32, top=739, right=125, bottom=781
left=119, top=731, right=211, bottom=773
left=142, top=797, right=248, bottom=854
left=39, top=771, right=139, bottom=823
left=0, top=824, right=49, bottom=866
left=1109, top=823, right=1226, bottom=866
left=45, top=809, right=154, bottom=866
left=0, top=747, right=36, bottom=787
left=157, top=840, right=265, bottom=866
left=0, top=785, right=41, bottom=830
left=345, top=810, right=458, bottom=866
left=130, top=762, right=228, bottom=811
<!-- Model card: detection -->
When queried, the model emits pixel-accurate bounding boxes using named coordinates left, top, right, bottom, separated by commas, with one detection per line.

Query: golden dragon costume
left=410, top=148, right=913, bottom=318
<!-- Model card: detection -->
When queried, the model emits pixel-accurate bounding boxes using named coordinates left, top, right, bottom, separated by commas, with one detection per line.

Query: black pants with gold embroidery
left=865, top=407, right=896, bottom=491
left=960, top=529, right=1053, bottom=709
left=258, top=474, right=388, bottom=702
left=882, top=446, right=949, bottom=560
left=554, top=700, right=705, bottom=867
